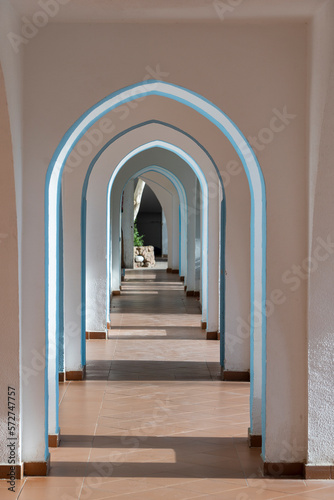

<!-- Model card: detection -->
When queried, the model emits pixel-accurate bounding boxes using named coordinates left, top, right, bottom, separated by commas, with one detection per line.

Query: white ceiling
left=9, top=0, right=328, bottom=23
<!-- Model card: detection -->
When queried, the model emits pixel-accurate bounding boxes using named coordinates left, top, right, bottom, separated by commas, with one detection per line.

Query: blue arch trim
left=46, top=81, right=266, bottom=458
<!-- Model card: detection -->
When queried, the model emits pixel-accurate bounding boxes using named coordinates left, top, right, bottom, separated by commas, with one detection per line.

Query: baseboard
left=171, top=269, right=179, bottom=274
left=304, top=465, right=334, bottom=479
left=180, top=276, right=185, bottom=282
left=112, top=290, right=121, bottom=296
left=166, top=268, right=172, bottom=273
left=48, top=431, right=60, bottom=448
left=65, top=366, right=86, bottom=381
left=222, top=369, right=250, bottom=382
left=193, top=291, right=200, bottom=298
left=206, top=331, right=218, bottom=340
left=24, top=455, right=50, bottom=476
left=186, top=290, right=194, bottom=296
left=201, top=321, right=207, bottom=330
left=248, top=427, right=262, bottom=447
left=263, top=462, right=334, bottom=479
left=59, top=372, right=65, bottom=382
left=86, top=331, right=107, bottom=340
left=107, top=322, right=111, bottom=329
left=184, top=285, right=187, bottom=292
left=0, top=464, right=23, bottom=479
left=263, top=460, right=304, bottom=478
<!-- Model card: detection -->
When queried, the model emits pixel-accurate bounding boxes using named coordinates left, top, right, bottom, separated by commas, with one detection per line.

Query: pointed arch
left=46, top=81, right=266, bottom=451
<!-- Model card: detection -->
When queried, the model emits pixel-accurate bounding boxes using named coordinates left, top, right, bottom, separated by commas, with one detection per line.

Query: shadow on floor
left=107, top=326, right=206, bottom=340
left=51, top=437, right=262, bottom=479
left=85, top=360, right=222, bottom=381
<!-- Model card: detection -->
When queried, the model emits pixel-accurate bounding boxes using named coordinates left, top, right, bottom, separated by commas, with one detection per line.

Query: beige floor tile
left=17, top=269, right=321, bottom=499
left=18, top=485, right=82, bottom=500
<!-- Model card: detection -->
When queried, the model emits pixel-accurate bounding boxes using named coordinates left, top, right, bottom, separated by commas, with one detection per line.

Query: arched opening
left=46, top=81, right=266, bottom=457
left=81, top=124, right=223, bottom=346
left=132, top=182, right=163, bottom=261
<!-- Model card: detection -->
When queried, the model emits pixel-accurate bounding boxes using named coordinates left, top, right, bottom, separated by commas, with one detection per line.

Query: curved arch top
left=81, top=120, right=226, bottom=351
left=105, top=140, right=209, bottom=326
left=45, top=80, right=267, bottom=454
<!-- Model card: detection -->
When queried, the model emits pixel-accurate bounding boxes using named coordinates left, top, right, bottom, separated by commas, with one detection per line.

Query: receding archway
left=116, top=165, right=188, bottom=290
left=46, top=81, right=266, bottom=453
left=81, top=121, right=225, bottom=344
left=105, top=142, right=210, bottom=327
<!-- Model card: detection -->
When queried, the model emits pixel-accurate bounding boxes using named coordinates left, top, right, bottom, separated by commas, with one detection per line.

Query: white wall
left=121, top=179, right=135, bottom=268
left=307, top=0, right=334, bottom=464
left=21, top=20, right=308, bottom=463
left=0, top=63, right=21, bottom=466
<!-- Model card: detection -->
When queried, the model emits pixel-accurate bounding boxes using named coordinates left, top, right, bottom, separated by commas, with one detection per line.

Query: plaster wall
left=195, top=179, right=201, bottom=293
left=0, top=0, right=23, bottom=252
left=305, top=0, right=334, bottom=466
left=22, top=21, right=308, bottom=461
left=0, top=1, right=25, bottom=461
left=0, top=64, right=20, bottom=465
left=121, top=179, right=135, bottom=268
left=308, top=0, right=334, bottom=254
left=162, top=210, right=168, bottom=257
left=307, top=61, right=334, bottom=465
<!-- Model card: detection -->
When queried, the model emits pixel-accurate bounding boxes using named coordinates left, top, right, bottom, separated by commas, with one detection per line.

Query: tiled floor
left=6, top=269, right=334, bottom=499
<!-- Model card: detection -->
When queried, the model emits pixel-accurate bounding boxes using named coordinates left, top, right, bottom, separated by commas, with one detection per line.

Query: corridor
left=8, top=270, right=334, bottom=499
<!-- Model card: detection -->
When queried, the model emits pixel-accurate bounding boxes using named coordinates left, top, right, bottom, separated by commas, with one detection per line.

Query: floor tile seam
left=15, top=477, right=27, bottom=499
left=90, top=476, right=205, bottom=492
left=264, top=490, right=323, bottom=500
left=92, top=387, right=112, bottom=463
left=59, top=384, right=71, bottom=406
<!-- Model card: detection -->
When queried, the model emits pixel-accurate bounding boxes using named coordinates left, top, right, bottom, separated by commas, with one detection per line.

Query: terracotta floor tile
left=18, top=485, right=82, bottom=500
left=16, top=269, right=334, bottom=499
left=294, top=486, right=334, bottom=499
